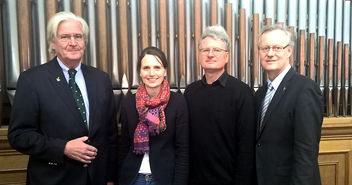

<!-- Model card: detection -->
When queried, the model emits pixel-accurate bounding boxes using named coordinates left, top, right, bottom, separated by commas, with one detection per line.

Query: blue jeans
left=132, top=174, right=158, bottom=185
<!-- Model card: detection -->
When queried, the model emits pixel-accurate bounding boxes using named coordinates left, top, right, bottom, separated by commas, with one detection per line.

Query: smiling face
left=199, top=37, right=229, bottom=74
left=139, top=54, right=167, bottom=94
left=259, top=29, right=292, bottom=81
left=50, top=19, right=85, bottom=68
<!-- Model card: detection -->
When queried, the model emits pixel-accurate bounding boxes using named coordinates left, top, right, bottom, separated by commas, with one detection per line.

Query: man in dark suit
left=7, top=12, right=118, bottom=185
left=255, top=24, right=323, bottom=185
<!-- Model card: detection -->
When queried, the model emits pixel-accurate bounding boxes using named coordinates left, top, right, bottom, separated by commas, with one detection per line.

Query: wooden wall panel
left=140, top=0, right=149, bottom=50
left=210, top=0, right=217, bottom=25
left=327, top=39, right=334, bottom=116
left=265, top=18, right=272, bottom=26
left=159, top=0, right=167, bottom=56
left=225, top=3, right=233, bottom=76
left=0, top=128, right=28, bottom=185
left=252, top=13, right=259, bottom=90
left=46, top=0, right=57, bottom=60
left=320, top=163, right=337, bottom=185
left=118, top=0, right=130, bottom=87
left=0, top=2, right=3, bottom=127
left=72, top=0, right=83, bottom=17
left=298, top=30, right=305, bottom=75
left=319, top=117, right=352, bottom=185
left=335, top=42, right=342, bottom=116
left=342, top=45, right=349, bottom=116
left=193, top=0, right=202, bottom=80
left=178, top=0, right=186, bottom=88
left=45, top=0, right=57, bottom=23
left=0, top=152, right=28, bottom=185
left=308, top=33, right=315, bottom=80
left=319, top=152, right=348, bottom=185
left=2, top=118, right=352, bottom=184
left=1, top=0, right=351, bottom=117
left=239, top=9, right=246, bottom=82
left=289, top=26, right=295, bottom=67
left=318, top=36, right=325, bottom=87
left=97, top=0, right=109, bottom=73
left=17, top=0, right=33, bottom=72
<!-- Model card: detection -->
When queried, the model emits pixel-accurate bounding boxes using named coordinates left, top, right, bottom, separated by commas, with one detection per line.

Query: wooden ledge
left=322, top=117, right=352, bottom=140
left=1, top=117, right=352, bottom=141
left=0, top=127, right=11, bottom=150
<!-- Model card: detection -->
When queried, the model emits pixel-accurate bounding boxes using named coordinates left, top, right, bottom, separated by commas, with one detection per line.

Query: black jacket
left=118, top=92, right=189, bottom=185
left=8, top=58, right=118, bottom=185
left=255, top=68, right=323, bottom=185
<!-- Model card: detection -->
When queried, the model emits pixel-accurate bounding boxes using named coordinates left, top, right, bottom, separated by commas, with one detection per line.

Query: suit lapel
left=81, top=65, right=97, bottom=133
left=47, top=58, right=87, bottom=130
left=257, top=68, right=295, bottom=140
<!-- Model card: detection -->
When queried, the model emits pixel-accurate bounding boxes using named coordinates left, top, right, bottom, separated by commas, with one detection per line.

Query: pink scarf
left=134, top=79, right=170, bottom=154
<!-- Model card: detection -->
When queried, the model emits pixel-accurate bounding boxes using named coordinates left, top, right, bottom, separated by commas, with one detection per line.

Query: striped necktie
left=68, top=69, right=87, bottom=127
left=260, top=83, right=274, bottom=129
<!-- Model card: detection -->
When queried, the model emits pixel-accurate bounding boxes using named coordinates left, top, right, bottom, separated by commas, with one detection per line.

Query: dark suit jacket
left=255, top=68, right=323, bottom=185
left=118, top=92, right=189, bottom=185
left=8, top=58, right=118, bottom=185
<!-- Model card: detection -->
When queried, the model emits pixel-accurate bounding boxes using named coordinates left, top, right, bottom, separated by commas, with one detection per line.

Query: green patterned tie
left=68, top=69, right=87, bottom=127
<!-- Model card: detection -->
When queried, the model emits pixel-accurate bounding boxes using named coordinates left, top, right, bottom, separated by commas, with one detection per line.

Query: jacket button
left=257, top=143, right=261, bottom=147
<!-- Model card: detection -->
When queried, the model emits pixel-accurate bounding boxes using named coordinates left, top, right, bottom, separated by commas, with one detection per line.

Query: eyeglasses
left=57, top=34, right=84, bottom=42
left=199, top=47, right=228, bottom=57
left=259, top=44, right=289, bottom=53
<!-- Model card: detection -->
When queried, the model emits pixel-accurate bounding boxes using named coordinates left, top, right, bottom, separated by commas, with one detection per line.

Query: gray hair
left=198, top=25, right=231, bottom=51
left=47, top=11, right=89, bottom=54
left=258, top=24, right=294, bottom=47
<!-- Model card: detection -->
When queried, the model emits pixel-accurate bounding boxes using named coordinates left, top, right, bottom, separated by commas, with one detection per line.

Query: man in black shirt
left=184, top=25, right=256, bottom=185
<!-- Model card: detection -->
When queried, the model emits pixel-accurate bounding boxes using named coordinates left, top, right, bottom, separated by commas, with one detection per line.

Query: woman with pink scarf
left=118, top=47, right=189, bottom=185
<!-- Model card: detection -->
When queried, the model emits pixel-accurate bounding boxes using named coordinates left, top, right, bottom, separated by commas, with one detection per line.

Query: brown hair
left=137, top=47, right=168, bottom=72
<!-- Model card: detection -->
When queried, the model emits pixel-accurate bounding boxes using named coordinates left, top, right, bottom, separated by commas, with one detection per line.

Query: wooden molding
left=321, top=117, right=352, bottom=140
left=1, top=117, right=352, bottom=185
left=0, top=127, right=28, bottom=185
left=319, top=150, right=350, bottom=185
left=0, top=127, right=11, bottom=150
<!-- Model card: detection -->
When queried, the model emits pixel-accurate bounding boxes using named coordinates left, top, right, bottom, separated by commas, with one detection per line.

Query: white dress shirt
left=57, top=58, right=90, bottom=125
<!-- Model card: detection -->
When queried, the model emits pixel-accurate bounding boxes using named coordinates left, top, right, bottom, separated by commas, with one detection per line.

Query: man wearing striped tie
left=255, top=24, right=323, bottom=185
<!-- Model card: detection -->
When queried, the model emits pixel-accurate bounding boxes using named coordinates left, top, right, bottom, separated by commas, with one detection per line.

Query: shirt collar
left=267, top=65, right=291, bottom=90
left=201, top=71, right=228, bottom=87
left=56, top=57, right=82, bottom=72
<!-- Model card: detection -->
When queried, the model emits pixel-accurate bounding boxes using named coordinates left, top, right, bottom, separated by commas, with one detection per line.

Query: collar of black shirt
left=201, top=71, right=228, bottom=87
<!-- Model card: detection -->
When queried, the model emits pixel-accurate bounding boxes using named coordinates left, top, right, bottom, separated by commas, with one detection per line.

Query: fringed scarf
left=134, top=79, right=170, bottom=154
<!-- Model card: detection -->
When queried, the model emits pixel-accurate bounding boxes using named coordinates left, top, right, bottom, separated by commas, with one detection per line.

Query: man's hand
left=64, top=136, right=97, bottom=163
